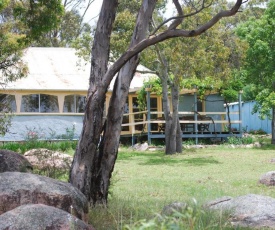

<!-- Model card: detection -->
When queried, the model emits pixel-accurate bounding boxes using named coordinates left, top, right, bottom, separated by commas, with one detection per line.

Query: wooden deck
left=120, top=111, right=242, bottom=144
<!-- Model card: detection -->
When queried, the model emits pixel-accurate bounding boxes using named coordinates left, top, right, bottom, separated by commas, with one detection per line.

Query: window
left=21, top=94, right=59, bottom=112
left=63, top=95, right=86, bottom=113
left=21, top=94, right=39, bottom=112
left=132, top=97, right=143, bottom=131
left=122, top=97, right=129, bottom=131
left=0, top=94, right=16, bottom=112
left=150, top=97, right=158, bottom=119
left=40, top=94, right=59, bottom=113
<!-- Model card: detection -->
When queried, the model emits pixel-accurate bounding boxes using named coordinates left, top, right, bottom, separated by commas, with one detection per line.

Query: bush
left=0, top=140, right=77, bottom=154
left=248, top=129, right=267, bottom=135
left=226, top=136, right=254, bottom=145
left=123, top=202, right=231, bottom=230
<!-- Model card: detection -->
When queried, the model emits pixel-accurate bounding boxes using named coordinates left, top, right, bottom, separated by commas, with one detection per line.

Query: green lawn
left=89, top=144, right=275, bottom=229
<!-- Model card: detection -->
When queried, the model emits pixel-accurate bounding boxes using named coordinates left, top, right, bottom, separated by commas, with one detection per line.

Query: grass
left=89, top=143, right=275, bottom=229
left=2, top=138, right=274, bottom=229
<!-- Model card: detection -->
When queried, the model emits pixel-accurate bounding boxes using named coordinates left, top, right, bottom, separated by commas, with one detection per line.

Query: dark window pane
left=122, top=97, right=129, bottom=131
left=63, top=95, right=75, bottom=113
left=21, top=94, right=39, bottom=112
left=76, top=95, right=86, bottom=113
left=133, top=97, right=143, bottom=131
left=150, top=97, right=158, bottom=119
left=64, top=95, right=86, bottom=113
left=0, top=94, right=16, bottom=112
left=150, top=98, right=157, bottom=111
left=40, top=94, right=59, bottom=113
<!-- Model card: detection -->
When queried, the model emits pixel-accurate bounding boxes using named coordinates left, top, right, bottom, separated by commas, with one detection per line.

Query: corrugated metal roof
left=5, top=47, right=155, bottom=91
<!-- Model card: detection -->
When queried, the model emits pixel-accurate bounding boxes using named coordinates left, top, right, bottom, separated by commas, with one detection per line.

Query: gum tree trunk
left=70, top=0, right=157, bottom=205
left=69, top=0, right=119, bottom=204
left=95, top=0, right=157, bottom=204
left=158, top=60, right=182, bottom=155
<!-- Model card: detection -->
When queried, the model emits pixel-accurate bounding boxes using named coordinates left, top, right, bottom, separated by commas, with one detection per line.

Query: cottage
left=0, top=47, right=242, bottom=143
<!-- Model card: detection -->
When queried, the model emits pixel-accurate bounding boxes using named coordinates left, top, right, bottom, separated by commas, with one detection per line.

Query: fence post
left=146, top=88, right=151, bottom=145
left=238, top=91, right=243, bottom=137
left=194, top=91, right=198, bottom=145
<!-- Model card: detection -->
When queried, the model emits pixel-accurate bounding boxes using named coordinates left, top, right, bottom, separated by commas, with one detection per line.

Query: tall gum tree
left=69, top=0, right=244, bottom=205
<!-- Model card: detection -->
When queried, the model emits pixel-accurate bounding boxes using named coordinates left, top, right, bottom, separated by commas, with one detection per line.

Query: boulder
left=205, top=194, right=275, bottom=229
left=0, top=172, right=88, bottom=221
left=162, top=202, right=187, bottom=216
left=132, top=142, right=149, bottom=151
left=259, top=171, right=275, bottom=186
left=24, top=148, right=72, bottom=169
left=0, top=204, right=95, bottom=230
left=0, top=149, right=33, bottom=173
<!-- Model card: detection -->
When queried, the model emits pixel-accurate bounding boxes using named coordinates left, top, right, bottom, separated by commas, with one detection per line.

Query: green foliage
left=252, top=90, right=275, bottom=119
left=0, top=140, right=77, bottom=154
left=71, top=31, right=93, bottom=62
left=182, top=139, right=196, bottom=146
left=123, top=202, right=230, bottom=230
left=242, top=84, right=258, bottom=102
left=226, top=136, right=254, bottom=145
left=0, top=0, right=9, bottom=11
left=0, top=0, right=64, bottom=135
left=236, top=0, right=275, bottom=116
left=13, top=0, right=64, bottom=42
left=248, top=129, right=267, bottom=135
left=137, top=77, right=162, bottom=111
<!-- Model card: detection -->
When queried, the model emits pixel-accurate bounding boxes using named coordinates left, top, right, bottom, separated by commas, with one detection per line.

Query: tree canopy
left=0, top=0, right=63, bottom=134
left=236, top=0, right=275, bottom=119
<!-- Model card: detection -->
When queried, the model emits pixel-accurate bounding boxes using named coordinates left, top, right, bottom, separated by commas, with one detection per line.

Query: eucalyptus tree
left=33, top=0, right=94, bottom=47
left=0, top=0, right=63, bottom=134
left=144, top=1, right=247, bottom=154
left=69, top=0, right=244, bottom=205
left=236, top=0, right=275, bottom=144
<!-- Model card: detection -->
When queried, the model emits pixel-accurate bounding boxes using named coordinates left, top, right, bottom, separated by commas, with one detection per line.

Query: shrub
left=123, top=202, right=231, bottom=230
left=226, top=136, right=254, bottom=145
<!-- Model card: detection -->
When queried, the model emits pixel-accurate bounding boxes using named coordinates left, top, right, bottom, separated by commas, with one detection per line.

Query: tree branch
left=168, top=0, right=184, bottom=30
left=102, top=0, right=243, bottom=88
left=151, top=0, right=213, bottom=35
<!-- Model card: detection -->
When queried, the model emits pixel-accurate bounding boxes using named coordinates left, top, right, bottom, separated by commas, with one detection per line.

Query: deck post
left=238, top=91, right=243, bottom=137
left=146, top=88, right=151, bottom=145
left=194, top=91, right=198, bottom=145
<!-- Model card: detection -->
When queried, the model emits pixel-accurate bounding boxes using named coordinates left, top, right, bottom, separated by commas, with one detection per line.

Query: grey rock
left=259, top=171, right=275, bottom=186
left=162, top=202, right=187, bottom=216
left=24, top=148, right=72, bottom=169
left=206, top=194, right=275, bottom=229
left=203, top=196, right=233, bottom=210
left=254, top=142, right=261, bottom=148
left=0, top=204, right=95, bottom=230
left=132, top=142, right=149, bottom=151
left=0, top=172, right=88, bottom=221
left=0, top=149, right=33, bottom=173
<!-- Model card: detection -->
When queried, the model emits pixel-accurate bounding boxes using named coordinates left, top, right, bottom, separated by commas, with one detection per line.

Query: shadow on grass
left=182, top=157, right=221, bottom=166
left=117, top=151, right=162, bottom=161
left=139, top=156, right=220, bottom=166
left=118, top=150, right=220, bottom=166
left=259, top=144, right=275, bottom=150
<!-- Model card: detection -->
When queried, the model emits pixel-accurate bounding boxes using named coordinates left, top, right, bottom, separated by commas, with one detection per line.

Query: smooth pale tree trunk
left=159, top=63, right=182, bottom=154
left=164, top=83, right=182, bottom=154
